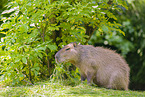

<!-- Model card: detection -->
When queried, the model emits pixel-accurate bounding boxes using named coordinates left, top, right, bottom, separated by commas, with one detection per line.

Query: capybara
left=55, top=42, right=130, bottom=90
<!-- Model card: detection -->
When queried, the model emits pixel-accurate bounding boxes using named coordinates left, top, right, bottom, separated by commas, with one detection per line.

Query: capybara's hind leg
left=108, top=73, right=128, bottom=90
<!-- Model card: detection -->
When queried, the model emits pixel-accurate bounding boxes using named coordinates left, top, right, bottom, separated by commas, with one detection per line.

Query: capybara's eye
left=65, top=48, right=70, bottom=51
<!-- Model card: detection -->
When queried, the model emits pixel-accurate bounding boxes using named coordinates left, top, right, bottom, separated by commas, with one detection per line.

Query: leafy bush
left=120, top=0, right=145, bottom=90
left=0, top=0, right=127, bottom=85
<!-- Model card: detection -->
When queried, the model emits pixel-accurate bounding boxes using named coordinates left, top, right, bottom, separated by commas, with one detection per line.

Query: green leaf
left=38, top=53, right=43, bottom=59
left=34, top=63, right=39, bottom=67
left=34, top=70, right=38, bottom=76
left=15, top=58, right=20, bottom=62
left=19, top=74, right=24, bottom=80
left=10, top=62, right=14, bottom=66
left=47, top=44, right=57, bottom=51
left=35, top=67, right=40, bottom=71
left=37, top=47, right=46, bottom=51
left=22, top=57, right=27, bottom=64
left=19, top=24, right=28, bottom=32
left=102, top=25, right=109, bottom=32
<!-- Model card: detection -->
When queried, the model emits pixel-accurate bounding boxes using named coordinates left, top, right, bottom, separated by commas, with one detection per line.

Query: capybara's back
left=55, top=42, right=130, bottom=90
left=92, top=47, right=130, bottom=90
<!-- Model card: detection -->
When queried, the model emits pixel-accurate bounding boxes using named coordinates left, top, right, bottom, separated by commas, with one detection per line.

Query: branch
left=107, top=0, right=113, bottom=5
left=22, top=79, right=34, bottom=85
left=35, top=24, right=45, bottom=42
left=84, top=24, right=97, bottom=44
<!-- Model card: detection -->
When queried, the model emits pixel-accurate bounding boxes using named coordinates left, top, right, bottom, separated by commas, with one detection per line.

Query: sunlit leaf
left=22, top=57, right=27, bottom=64
left=47, top=44, right=57, bottom=51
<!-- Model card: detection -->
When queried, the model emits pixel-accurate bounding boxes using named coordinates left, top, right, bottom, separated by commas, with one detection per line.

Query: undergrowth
left=0, top=80, right=145, bottom=97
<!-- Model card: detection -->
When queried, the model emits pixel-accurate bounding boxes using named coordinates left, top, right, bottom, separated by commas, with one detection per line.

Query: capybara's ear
left=73, top=42, right=77, bottom=47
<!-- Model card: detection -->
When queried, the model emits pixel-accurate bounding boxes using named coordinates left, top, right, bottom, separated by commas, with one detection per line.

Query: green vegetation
left=0, top=0, right=145, bottom=92
left=121, top=0, right=145, bottom=90
left=0, top=81, right=145, bottom=97
left=0, top=0, right=127, bottom=86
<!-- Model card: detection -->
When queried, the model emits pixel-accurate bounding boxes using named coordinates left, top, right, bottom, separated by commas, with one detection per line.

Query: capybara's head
left=55, top=42, right=79, bottom=64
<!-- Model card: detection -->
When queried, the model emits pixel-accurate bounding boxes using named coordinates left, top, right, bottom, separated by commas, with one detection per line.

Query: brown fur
left=55, top=42, right=130, bottom=90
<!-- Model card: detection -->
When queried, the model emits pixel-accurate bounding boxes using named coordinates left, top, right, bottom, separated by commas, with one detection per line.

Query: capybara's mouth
left=55, top=56, right=64, bottom=63
left=55, top=56, right=59, bottom=64
left=55, top=58, right=68, bottom=64
left=55, top=58, right=59, bottom=63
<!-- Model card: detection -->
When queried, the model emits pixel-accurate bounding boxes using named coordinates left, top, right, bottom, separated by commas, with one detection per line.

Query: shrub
left=0, top=0, right=127, bottom=85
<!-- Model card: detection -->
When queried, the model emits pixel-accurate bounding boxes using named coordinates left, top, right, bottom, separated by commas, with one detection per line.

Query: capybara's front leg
left=87, top=71, right=94, bottom=85
left=80, top=72, right=86, bottom=82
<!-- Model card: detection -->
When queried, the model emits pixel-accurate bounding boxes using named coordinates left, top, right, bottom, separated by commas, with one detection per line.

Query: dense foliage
left=122, top=0, right=145, bottom=90
left=0, top=0, right=132, bottom=88
left=0, top=0, right=8, bottom=40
